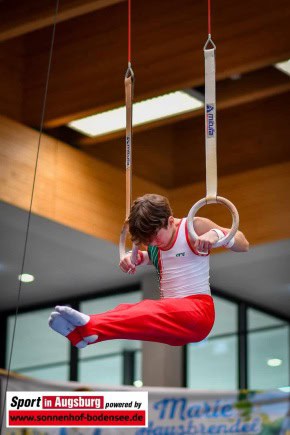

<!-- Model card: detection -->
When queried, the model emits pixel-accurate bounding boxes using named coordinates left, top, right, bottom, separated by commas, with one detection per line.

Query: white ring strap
left=204, top=40, right=217, bottom=203
left=187, top=36, right=239, bottom=249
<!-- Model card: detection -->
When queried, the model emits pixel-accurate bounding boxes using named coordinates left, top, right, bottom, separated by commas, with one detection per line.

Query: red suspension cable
left=128, top=0, right=131, bottom=64
left=207, top=0, right=211, bottom=35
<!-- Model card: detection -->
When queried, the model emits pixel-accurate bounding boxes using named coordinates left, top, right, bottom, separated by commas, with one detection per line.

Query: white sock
left=54, top=306, right=89, bottom=326
left=48, top=312, right=88, bottom=349
left=54, top=306, right=98, bottom=344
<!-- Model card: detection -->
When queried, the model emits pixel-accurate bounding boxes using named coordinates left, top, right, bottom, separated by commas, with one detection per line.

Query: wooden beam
left=78, top=67, right=290, bottom=147
left=21, top=0, right=290, bottom=127
left=216, top=67, right=290, bottom=110
left=169, top=162, right=290, bottom=246
left=0, top=115, right=166, bottom=244
left=0, top=0, right=126, bottom=42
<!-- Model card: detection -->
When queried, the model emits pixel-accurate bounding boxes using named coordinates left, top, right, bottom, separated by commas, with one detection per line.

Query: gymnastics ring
left=187, top=196, right=239, bottom=248
left=119, top=222, right=139, bottom=264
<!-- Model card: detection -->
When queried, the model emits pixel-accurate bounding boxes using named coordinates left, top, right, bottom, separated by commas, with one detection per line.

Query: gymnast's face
left=149, top=216, right=176, bottom=249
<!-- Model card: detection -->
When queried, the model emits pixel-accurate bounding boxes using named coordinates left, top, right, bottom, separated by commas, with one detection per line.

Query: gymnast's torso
left=147, top=218, right=211, bottom=298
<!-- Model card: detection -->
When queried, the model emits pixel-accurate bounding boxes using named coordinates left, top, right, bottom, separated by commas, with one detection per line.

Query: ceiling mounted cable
left=0, top=0, right=60, bottom=430
left=119, top=0, right=138, bottom=265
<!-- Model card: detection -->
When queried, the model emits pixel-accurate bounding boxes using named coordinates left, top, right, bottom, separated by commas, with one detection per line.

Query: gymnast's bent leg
left=52, top=294, right=215, bottom=347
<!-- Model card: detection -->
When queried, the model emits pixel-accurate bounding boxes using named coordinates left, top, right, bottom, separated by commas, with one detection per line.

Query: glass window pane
left=81, top=291, right=142, bottom=315
left=79, top=355, right=122, bottom=386
left=210, top=296, right=237, bottom=337
left=6, top=308, right=70, bottom=371
left=18, top=364, right=69, bottom=382
left=79, top=291, right=142, bottom=360
left=248, top=326, right=289, bottom=389
left=248, top=308, right=286, bottom=331
left=187, top=336, right=238, bottom=390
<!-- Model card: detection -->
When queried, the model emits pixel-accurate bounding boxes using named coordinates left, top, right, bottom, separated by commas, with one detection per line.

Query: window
left=187, top=297, right=290, bottom=390
left=6, top=308, right=70, bottom=381
left=79, top=354, right=123, bottom=386
left=248, top=308, right=286, bottom=330
left=210, top=297, right=237, bottom=336
left=248, top=309, right=289, bottom=389
left=187, top=296, right=238, bottom=389
left=187, top=335, right=237, bottom=389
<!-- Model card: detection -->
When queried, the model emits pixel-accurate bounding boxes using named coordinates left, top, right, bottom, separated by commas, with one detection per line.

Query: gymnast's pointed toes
left=54, top=305, right=90, bottom=326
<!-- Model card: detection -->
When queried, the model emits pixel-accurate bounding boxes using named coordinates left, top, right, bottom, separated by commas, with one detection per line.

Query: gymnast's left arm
left=192, top=216, right=249, bottom=252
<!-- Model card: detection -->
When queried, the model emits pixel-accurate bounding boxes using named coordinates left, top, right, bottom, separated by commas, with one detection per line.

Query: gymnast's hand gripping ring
left=187, top=196, right=239, bottom=248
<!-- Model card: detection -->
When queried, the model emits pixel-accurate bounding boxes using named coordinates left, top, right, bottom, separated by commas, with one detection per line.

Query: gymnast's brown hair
left=128, top=193, right=173, bottom=245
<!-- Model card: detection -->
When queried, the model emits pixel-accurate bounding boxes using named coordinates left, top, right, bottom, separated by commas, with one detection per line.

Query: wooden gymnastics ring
left=119, top=221, right=139, bottom=264
left=187, top=196, right=239, bottom=248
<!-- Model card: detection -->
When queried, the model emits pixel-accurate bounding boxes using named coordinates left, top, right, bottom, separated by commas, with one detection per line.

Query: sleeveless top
left=147, top=218, right=210, bottom=298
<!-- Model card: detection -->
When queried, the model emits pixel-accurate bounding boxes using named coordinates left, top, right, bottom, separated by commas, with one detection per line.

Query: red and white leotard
left=148, top=218, right=210, bottom=298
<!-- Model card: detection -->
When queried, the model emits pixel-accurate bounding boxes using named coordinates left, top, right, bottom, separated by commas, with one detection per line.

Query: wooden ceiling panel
left=77, top=66, right=290, bottom=147
left=19, top=0, right=290, bottom=127
left=0, top=39, right=24, bottom=121
left=83, top=125, right=175, bottom=188
left=0, top=0, right=126, bottom=42
left=172, top=92, right=290, bottom=187
left=80, top=92, right=290, bottom=188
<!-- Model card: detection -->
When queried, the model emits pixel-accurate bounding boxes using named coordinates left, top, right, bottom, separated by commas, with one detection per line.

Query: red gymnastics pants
left=67, top=294, right=215, bottom=347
